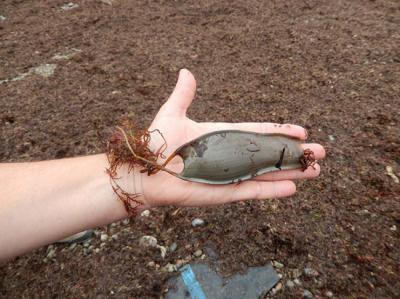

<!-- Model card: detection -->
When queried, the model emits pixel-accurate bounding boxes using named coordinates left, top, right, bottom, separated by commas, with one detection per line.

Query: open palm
left=138, top=69, right=325, bottom=208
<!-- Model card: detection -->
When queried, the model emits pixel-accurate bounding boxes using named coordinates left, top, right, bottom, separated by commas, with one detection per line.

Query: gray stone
left=294, top=278, right=302, bottom=285
left=175, top=259, right=186, bottom=268
left=271, top=282, right=282, bottom=294
left=386, top=166, right=399, bottom=183
left=100, top=233, right=108, bottom=242
left=61, top=2, right=79, bottom=10
left=159, top=245, right=167, bottom=259
left=303, top=289, right=313, bottom=298
left=141, top=210, right=150, bottom=217
left=192, top=218, right=205, bottom=227
left=0, top=16, right=6, bottom=22
left=286, top=280, right=295, bottom=288
left=139, top=235, right=158, bottom=248
left=47, top=248, right=56, bottom=259
left=122, top=218, right=130, bottom=225
left=163, top=263, right=177, bottom=272
left=273, top=261, right=284, bottom=269
left=194, top=249, right=203, bottom=257
left=325, top=291, right=334, bottom=297
left=328, top=135, right=336, bottom=141
left=169, top=242, right=178, bottom=252
left=98, top=0, right=113, bottom=4
left=304, top=267, right=319, bottom=277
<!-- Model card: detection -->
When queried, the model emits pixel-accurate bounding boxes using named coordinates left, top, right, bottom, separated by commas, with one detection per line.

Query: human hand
left=134, top=69, right=325, bottom=209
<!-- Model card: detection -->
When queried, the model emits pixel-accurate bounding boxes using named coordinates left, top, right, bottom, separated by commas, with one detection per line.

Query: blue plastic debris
left=165, top=263, right=280, bottom=299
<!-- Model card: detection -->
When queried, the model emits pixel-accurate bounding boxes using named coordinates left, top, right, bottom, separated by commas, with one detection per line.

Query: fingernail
left=304, top=128, right=309, bottom=139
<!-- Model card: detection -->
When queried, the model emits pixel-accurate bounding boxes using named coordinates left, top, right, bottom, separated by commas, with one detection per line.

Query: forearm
left=0, top=154, right=141, bottom=262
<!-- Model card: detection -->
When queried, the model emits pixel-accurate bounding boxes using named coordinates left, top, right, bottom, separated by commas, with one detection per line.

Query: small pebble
left=100, top=242, right=106, bottom=248
left=169, top=242, right=178, bottom=253
left=294, top=278, right=302, bottom=286
left=69, top=243, right=77, bottom=250
left=100, top=234, right=108, bottom=242
left=0, top=16, right=6, bottom=22
left=61, top=2, right=79, bottom=10
left=175, top=259, right=185, bottom=268
left=94, top=248, right=100, bottom=253
left=386, top=166, right=399, bottom=184
left=325, top=291, right=334, bottom=297
left=286, top=280, right=295, bottom=288
left=111, top=234, right=118, bottom=240
left=110, top=222, right=117, bottom=228
left=141, top=210, right=150, bottom=217
left=303, top=289, right=313, bottom=298
left=194, top=249, right=203, bottom=257
left=390, top=225, right=397, bottom=231
left=159, top=245, right=167, bottom=259
left=163, top=263, right=177, bottom=272
left=148, top=261, right=155, bottom=267
left=328, top=135, right=336, bottom=141
left=273, top=261, right=284, bottom=269
left=272, top=282, right=282, bottom=294
left=47, top=248, right=56, bottom=259
left=122, top=219, right=130, bottom=225
left=192, top=218, right=205, bottom=227
left=139, top=235, right=158, bottom=248
left=292, top=269, right=301, bottom=278
left=304, top=267, right=319, bottom=277
left=83, top=242, right=90, bottom=248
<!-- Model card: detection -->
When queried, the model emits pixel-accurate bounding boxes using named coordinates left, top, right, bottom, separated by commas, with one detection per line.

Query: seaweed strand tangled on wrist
left=105, top=120, right=168, bottom=216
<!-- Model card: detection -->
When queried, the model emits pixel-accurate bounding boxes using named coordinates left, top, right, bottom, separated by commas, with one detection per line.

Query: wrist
left=107, top=159, right=150, bottom=216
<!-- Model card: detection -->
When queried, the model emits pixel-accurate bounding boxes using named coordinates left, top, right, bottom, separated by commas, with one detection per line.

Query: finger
left=301, top=143, right=326, bottom=160
left=159, top=69, right=196, bottom=117
left=251, top=143, right=325, bottom=182
left=181, top=180, right=296, bottom=206
left=201, top=122, right=308, bottom=140
left=254, top=163, right=321, bottom=182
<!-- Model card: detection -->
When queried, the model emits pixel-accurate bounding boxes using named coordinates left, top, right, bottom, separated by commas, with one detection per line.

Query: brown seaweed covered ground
left=1, top=0, right=399, bottom=297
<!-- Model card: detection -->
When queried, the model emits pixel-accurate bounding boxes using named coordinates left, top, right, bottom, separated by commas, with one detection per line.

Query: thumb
left=160, top=69, right=196, bottom=117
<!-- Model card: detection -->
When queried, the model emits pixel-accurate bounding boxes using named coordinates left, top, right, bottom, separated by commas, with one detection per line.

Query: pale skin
left=0, top=69, right=325, bottom=262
